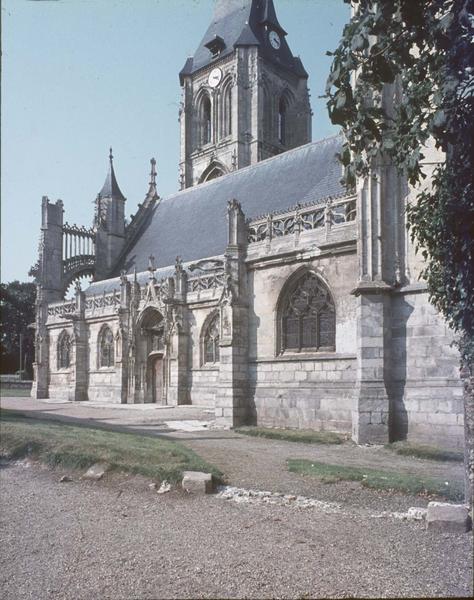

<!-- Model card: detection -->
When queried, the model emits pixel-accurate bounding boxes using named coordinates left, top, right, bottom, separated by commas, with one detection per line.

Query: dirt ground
left=1, top=461, right=472, bottom=600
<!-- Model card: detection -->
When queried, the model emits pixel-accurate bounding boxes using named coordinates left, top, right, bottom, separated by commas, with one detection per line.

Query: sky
left=1, top=0, right=350, bottom=284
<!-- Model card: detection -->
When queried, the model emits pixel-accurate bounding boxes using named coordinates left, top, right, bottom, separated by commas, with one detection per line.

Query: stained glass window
left=281, top=272, right=335, bottom=352
left=99, top=326, right=114, bottom=368
left=57, top=331, right=71, bottom=369
left=203, top=314, right=220, bottom=364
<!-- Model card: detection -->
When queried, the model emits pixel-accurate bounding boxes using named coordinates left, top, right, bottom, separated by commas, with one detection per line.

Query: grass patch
left=0, top=387, right=31, bottom=398
left=287, top=458, right=464, bottom=502
left=0, top=409, right=222, bottom=483
left=235, top=426, right=346, bottom=445
left=386, top=441, right=464, bottom=463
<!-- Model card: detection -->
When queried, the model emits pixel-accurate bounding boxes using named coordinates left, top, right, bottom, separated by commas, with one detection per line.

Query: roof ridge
left=162, top=134, right=342, bottom=204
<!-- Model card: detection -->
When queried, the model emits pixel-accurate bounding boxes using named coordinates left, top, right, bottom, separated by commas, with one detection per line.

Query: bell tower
left=179, top=0, right=312, bottom=189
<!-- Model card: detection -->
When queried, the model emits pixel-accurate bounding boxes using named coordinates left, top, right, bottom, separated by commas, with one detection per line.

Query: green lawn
left=385, top=441, right=463, bottom=462
left=0, top=409, right=222, bottom=483
left=287, top=458, right=464, bottom=501
left=235, top=426, right=346, bottom=445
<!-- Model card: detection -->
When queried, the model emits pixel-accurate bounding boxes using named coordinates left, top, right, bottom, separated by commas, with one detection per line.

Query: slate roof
left=180, top=0, right=307, bottom=80
left=119, top=135, right=345, bottom=276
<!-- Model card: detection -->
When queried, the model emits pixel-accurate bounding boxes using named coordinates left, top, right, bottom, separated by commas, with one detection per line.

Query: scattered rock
left=390, top=507, right=428, bottom=521
left=82, top=463, right=109, bottom=481
left=216, top=486, right=341, bottom=512
left=182, top=471, right=214, bottom=495
left=148, top=482, right=157, bottom=490
left=426, top=502, right=472, bottom=533
left=59, top=475, right=72, bottom=483
left=407, top=507, right=428, bottom=521
left=157, top=481, right=171, bottom=494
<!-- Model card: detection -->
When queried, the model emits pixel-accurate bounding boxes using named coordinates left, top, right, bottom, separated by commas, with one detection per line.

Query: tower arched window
left=99, top=326, right=115, bottom=368
left=222, top=83, right=232, bottom=138
left=263, top=84, right=272, bottom=141
left=202, top=313, right=220, bottom=365
left=278, top=97, right=287, bottom=145
left=200, top=95, right=212, bottom=145
left=278, top=272, right=335, bottom=353
left=57, top=331, right=71, bottom=370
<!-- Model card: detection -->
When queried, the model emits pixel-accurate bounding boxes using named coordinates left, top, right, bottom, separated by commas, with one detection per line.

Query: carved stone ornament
left=188, top=258, right=224, bottom=273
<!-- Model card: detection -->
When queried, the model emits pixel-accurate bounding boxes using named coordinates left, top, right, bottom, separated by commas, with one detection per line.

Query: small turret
left=94, top=148, right=127, bottom=278
left=145, top=158, right=159, bottom=203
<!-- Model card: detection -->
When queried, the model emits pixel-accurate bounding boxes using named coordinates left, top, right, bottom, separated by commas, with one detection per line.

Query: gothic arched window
left=202, top=313, right=220, bottom=365
left=57, top=331, right=71, bottom=369
left=99, top=326, right=115, bottom=368
left=263, top=84, right=272, bottom=142
left=279, top=272, right=335, bottom=353
left=200, top=95, right=212, bottom=145
left=222, top=83, right=232, bottom=138
left=278, top=96, right=287, bottom=145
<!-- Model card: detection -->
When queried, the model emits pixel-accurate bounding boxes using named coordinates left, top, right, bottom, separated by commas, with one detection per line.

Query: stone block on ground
left=426, top=502, right=471, bottom=533
left=182, top=471, right=214, bottom=494
left=82, top=463, right=109, bottom=481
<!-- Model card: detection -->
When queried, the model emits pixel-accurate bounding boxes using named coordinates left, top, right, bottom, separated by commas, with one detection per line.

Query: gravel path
left=1, top=461, right=472, bottom=600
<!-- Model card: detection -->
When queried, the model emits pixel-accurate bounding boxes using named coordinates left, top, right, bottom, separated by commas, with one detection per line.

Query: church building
left=30, top=0, right=464, bottom=448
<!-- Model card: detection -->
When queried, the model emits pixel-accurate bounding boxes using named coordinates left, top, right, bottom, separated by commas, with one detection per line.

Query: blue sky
left=1, top=0, right=349, bottom=283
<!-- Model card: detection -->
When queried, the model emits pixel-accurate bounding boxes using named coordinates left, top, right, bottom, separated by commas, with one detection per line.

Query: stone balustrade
left=247, top=195, right=357, bottom=244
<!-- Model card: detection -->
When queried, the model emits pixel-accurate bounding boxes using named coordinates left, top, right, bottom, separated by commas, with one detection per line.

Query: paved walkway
left=1, top=396, right=465, bottom=513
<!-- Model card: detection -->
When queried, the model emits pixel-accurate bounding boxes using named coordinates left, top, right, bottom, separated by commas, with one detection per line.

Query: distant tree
left=325, top=0, right=473, bottom=504
left=0, top=281, right=36, bottom=377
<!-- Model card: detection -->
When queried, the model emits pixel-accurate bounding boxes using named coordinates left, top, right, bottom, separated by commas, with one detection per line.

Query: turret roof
left=179, top=0, right=307, bottom=81
left=99, top=148, right=126, bottom=201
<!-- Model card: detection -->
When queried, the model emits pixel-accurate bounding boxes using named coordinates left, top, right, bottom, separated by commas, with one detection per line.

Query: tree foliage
left=325, top=0, right=474, bottom=361
left=0, top=281, right=36, bottom=375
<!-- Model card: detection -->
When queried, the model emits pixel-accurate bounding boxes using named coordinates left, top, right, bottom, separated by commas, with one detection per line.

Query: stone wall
left=390, top=287, right=464, bottom=448
left=250, top=356, right=356, bottom=431
left=188, top=305, right=220, bottom=407
left=87, top=319, right=122, bottom=403
left=247, top=251, right=358, bottom=431
left=189, top=367, right=219, bottom=407
left=48, top=326, right=74, bottom=401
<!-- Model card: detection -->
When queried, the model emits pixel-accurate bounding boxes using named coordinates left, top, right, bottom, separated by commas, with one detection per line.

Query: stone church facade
left=30, top=0, right=464, bottom=448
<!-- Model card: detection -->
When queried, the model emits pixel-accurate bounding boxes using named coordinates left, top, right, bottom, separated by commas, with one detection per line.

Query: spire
left=99, top=147, right=126, bottom=201
left=145, top=158, right=159, bottom=202
left=179, top=0, right=306, bottom=79
left=260, top=0, right=286, bottom=35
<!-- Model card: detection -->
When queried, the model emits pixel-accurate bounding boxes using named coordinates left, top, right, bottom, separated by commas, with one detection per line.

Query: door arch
left=137, top=307, right=166, bottom=404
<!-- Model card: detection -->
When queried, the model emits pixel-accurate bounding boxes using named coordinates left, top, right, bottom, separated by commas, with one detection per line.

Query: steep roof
left=99, top=148, right=126, bottom=201
left=180, top=0, right=307, bottom=80
left=119, top=135, right=345, bottom=275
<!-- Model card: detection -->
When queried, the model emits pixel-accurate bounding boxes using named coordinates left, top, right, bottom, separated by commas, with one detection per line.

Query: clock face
left=269, top=30, right=281, bottom=50
left=208, top=68, right=222, bottom=88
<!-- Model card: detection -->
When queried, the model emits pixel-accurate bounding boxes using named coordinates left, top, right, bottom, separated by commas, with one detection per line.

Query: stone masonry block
left=426, top=502, right=471, bottom=533
left=182, top=471, right=214, bottom=495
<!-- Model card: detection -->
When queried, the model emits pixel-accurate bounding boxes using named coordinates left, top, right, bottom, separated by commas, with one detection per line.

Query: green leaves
left=325, top=0, right=474, bottom=361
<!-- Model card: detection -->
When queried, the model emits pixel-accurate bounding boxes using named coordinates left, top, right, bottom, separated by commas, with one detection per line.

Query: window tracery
left=202, top=313, right=220, bottom=365
left=222, top=83, right=232, bottom=138
left=278, top=96, right=287, bottom=145
left=99, top=326, right=115, bottom=368
left=200, top=95, right=212, bottom=145
left=279, top=272, right=335, bottom=353
left=57, top=331, right=71, bottom=369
